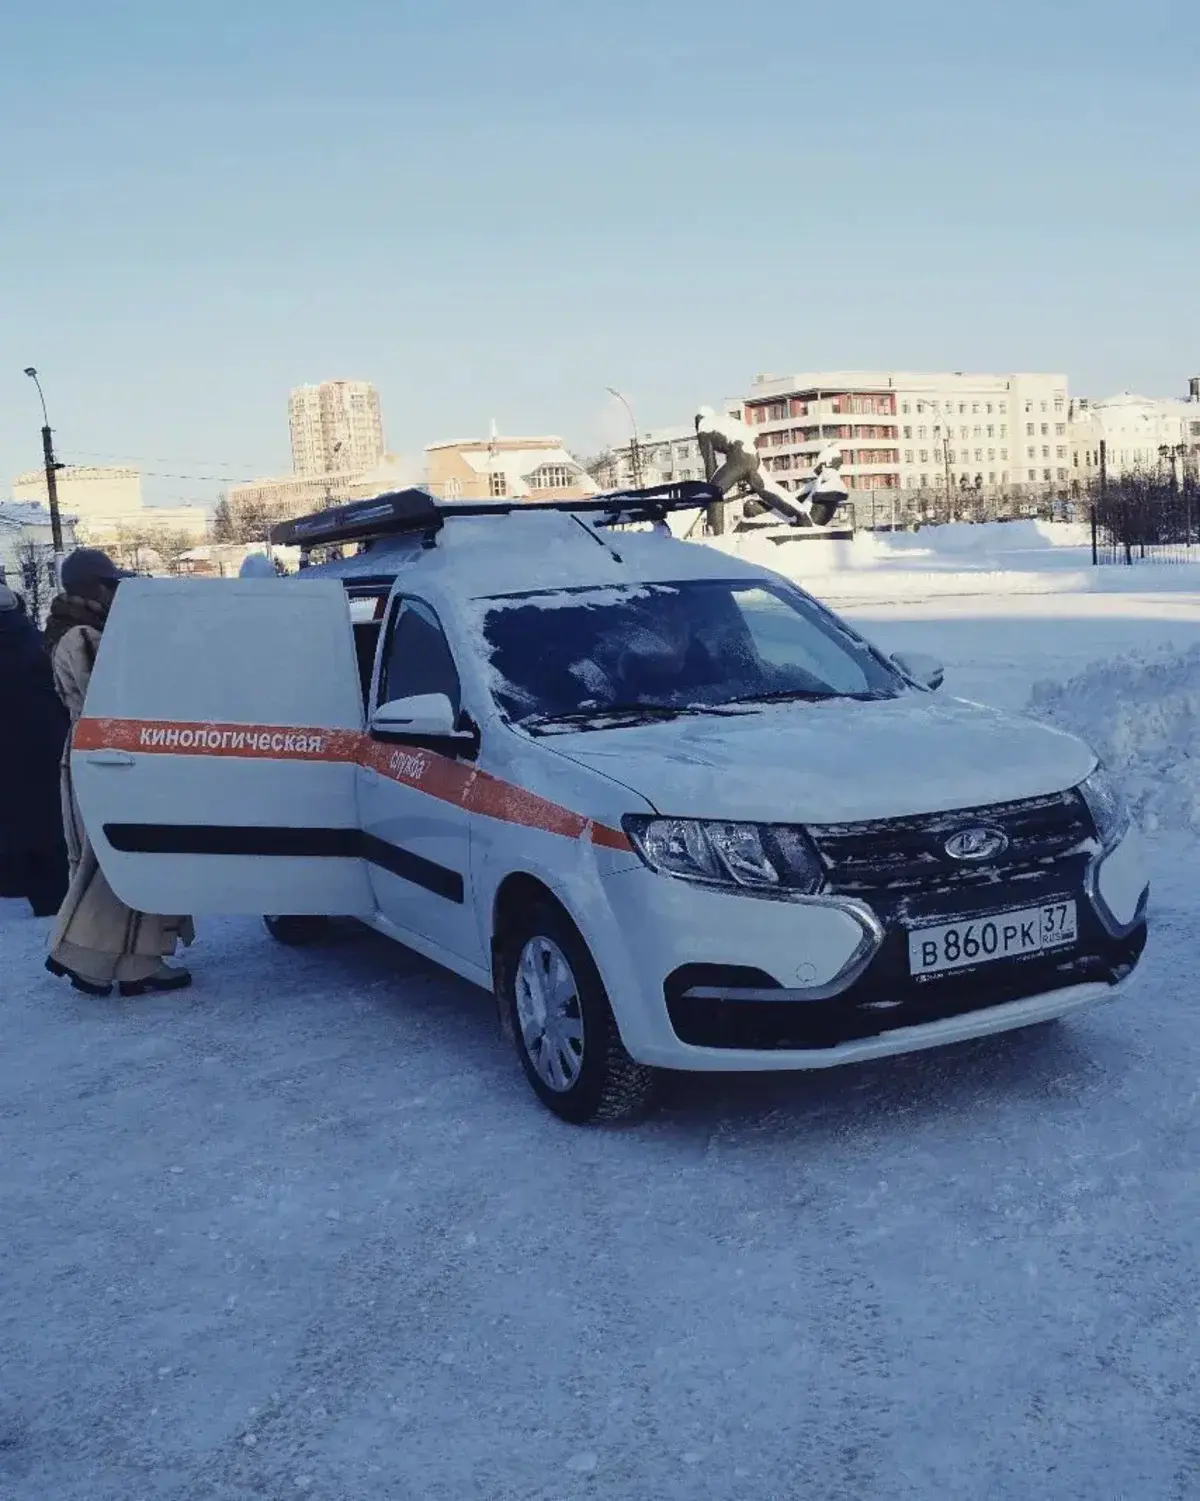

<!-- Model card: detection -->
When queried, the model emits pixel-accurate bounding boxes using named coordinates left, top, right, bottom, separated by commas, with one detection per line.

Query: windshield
left=480, top=579, right=906, bottom=728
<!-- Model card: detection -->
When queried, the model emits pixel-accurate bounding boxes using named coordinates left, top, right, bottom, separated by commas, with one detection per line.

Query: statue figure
left=695, top=406, right=848, bottom=529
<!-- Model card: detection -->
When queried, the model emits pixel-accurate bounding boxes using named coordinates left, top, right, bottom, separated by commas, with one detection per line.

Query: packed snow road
left=2, top=859, right=1197, bottom=1501
left=4, top=531, right=1200, bottom=1500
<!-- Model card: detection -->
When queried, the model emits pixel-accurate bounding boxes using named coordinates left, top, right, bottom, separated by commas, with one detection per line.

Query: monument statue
left=694, top=406, right=849, bottom=529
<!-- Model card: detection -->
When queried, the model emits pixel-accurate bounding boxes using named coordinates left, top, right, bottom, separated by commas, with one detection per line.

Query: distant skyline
left=3, top=0, right=1197, bottom=510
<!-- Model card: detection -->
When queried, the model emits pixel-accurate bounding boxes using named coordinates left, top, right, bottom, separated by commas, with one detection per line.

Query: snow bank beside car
left=702, top=521, right=1095, bottom=603
left=883, top=518, right=1092, bottom=556
left=1029, top=644, right=1200, bottom=835
left=705, top=518, right=1089, bottom=573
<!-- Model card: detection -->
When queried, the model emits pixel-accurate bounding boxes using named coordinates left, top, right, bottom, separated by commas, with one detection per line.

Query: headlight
left=623, top=817, right=825, bottom=895
left=1078, top=764, right=1130, bottom=848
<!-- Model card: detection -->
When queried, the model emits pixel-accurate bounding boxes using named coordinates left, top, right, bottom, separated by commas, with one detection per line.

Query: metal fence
left=852, top=487, right=1077, bottom=532
left=1091, top=475, right=1200, bottom=565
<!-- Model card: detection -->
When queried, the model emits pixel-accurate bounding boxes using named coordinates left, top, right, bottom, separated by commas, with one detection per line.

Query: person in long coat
left=0, top=587, right=69, bottom=915
left=44, top=549, right=194, bottom=998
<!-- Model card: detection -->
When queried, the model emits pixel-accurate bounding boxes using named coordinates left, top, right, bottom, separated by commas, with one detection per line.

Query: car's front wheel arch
left=491, top=875, right=656, bottom=1123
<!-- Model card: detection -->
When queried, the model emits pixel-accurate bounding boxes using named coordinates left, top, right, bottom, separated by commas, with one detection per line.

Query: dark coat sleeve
left=0, top=614, right=70, bottom=850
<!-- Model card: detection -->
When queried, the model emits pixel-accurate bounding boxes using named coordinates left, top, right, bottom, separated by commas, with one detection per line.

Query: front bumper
left=655, top=980, right=1126, bottom=1072
left=593, top=829, right=1149, bottom=1072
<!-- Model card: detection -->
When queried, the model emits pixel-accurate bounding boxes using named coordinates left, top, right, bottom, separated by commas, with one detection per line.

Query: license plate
left=908, top=900, right=1077, bottom=977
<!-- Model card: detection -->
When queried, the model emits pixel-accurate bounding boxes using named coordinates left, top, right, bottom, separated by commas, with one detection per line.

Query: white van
left=73, top=486, right=1149, bottom=1122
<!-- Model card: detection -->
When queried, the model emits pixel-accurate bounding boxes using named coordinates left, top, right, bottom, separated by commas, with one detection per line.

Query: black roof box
left=270, top=480, right=722, bottom=551
left=271, top=489, right=441, bottom=549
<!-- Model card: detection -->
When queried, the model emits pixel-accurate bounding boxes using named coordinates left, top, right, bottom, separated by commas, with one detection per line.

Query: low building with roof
left=425, top=436, right=596, bottom=502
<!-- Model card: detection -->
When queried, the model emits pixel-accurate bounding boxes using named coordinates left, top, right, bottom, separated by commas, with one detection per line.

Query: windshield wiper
left=522, top=701, right=747, bottom=730
left=725, top=688, right=888, bottom=707
left=724, top=688, right=838, bottom=705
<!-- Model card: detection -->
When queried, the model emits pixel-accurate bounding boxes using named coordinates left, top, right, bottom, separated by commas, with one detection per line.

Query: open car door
left=71, top=577, right=373, bottom=918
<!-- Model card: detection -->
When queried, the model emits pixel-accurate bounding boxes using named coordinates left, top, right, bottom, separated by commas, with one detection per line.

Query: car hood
left=542, top=694, right=1096, bottom=824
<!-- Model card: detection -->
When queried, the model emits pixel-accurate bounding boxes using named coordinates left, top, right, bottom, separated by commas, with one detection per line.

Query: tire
left=496, top=900, right=657, bottom=1124
left=263, top=915, right=331, bottom=947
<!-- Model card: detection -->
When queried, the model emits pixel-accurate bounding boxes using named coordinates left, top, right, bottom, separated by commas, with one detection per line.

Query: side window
left=733, top=586, right=878, bottom=697
left=379, top=598, right=461, bottom=714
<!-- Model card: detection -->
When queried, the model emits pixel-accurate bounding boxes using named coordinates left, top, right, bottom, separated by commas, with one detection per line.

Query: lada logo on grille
left=943, top=826, right=1009, bottom=862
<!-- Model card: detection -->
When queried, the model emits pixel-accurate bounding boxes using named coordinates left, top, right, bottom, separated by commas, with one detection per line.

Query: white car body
left=72, top=507, right=1149, bottom=1108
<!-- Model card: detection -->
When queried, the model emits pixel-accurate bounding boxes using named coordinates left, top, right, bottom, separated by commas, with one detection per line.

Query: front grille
left=808, top=790, right=1095, bottom=895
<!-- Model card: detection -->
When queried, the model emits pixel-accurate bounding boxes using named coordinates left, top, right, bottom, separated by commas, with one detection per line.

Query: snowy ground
left=4, top=524, right=1200, bottom=1501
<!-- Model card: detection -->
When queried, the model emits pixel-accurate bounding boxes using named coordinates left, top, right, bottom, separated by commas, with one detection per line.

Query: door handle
left=85, top=752, right=135, bottom=768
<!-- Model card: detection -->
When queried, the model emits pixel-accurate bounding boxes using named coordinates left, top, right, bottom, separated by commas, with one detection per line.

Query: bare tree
left=212, top=492, right=302, bottom=546
left=102, top=523, right=201, bottom=576
left=211, top=494, right=236, bottom=542
left=17, top=538, right=54, bottom=624
left=228, top=496, right=274, bottom=544
left=579, top=450, right=621, bottom=490
left=143, top=527, right=197, bottom=575
left=107, top=525, right=156, bottom=574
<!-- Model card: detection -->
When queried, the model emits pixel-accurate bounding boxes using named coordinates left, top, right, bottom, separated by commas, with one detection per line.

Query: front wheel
left=496, top=901, right=657, bottom=1124
left=263, top=915, right=331, bottom=947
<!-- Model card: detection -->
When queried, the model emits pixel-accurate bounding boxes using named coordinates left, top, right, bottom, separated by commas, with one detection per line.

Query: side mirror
left=891, top=651, right=945, bottom=692
left=372, top=692, right=460, bottom=737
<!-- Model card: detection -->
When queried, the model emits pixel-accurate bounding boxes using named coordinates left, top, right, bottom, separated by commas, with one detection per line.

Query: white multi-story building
left=289, top=380, right=385, bottom=477
left=11, top=466, right=209, bottom=544
left=597, top=424, right=707, bottom=491
left=738, top=370, right=1071, bottom=498
left=1070, top=380, right=1200, bottom=484
left=12, top=465, right=143, bottom=531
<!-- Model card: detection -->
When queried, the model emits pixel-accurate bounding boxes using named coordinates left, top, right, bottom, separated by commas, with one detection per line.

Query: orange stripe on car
left=75, top=716, right=633, bottom=852
left=73, top=716, right=363, bottom=763
left=465, top=770, right=631, bottom=850
left=359, top=734, right=475, bottom=803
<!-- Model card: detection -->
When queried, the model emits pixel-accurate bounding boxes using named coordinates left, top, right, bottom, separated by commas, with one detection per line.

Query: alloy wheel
left=514, top=935, right=585, bottom=1092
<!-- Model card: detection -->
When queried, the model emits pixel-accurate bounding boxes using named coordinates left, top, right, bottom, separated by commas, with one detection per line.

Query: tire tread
left=499, top=898, right=657, bottom=1124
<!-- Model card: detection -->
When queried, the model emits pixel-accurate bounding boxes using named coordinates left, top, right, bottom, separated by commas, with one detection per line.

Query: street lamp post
left=606, top=387, right=643, bottom=490
left=322, top=441, right=344, bottom=509
left=23, top=367, right=66, bottom=565
left=930, top=410, right=952, bottom=518
left=1158, top=442, right=1184, bottom=491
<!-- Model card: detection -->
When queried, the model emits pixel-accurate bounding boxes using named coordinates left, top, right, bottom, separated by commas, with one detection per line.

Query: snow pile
left=882, top=518, right=1091, bottom=556
left=701, top=518, right=1090, bottom=579
left=703, top=528, right=900, bottom=574
left=1029, top=644, right=1200, bottom=835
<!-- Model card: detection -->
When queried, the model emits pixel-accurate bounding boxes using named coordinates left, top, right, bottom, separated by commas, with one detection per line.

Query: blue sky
left=2, top=0, right=1197, bottom=508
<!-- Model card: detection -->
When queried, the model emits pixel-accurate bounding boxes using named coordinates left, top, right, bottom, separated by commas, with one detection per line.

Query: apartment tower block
left=289, top=380, right=385, bottom=477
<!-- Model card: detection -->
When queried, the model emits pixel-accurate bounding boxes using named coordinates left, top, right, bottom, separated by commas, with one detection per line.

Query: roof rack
left=269, top=482, right=719, bottom=550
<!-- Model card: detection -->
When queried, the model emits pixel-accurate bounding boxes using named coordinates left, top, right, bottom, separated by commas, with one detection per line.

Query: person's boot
left=118, top=963, right=193, bottom=998
left=45, top=957, right=113, bottom=998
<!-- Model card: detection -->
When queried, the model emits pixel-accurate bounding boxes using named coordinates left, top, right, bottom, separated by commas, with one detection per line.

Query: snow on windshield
left=481, top=583, right=659, bottom=613
left=478, top=579, right=903, bottom=726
